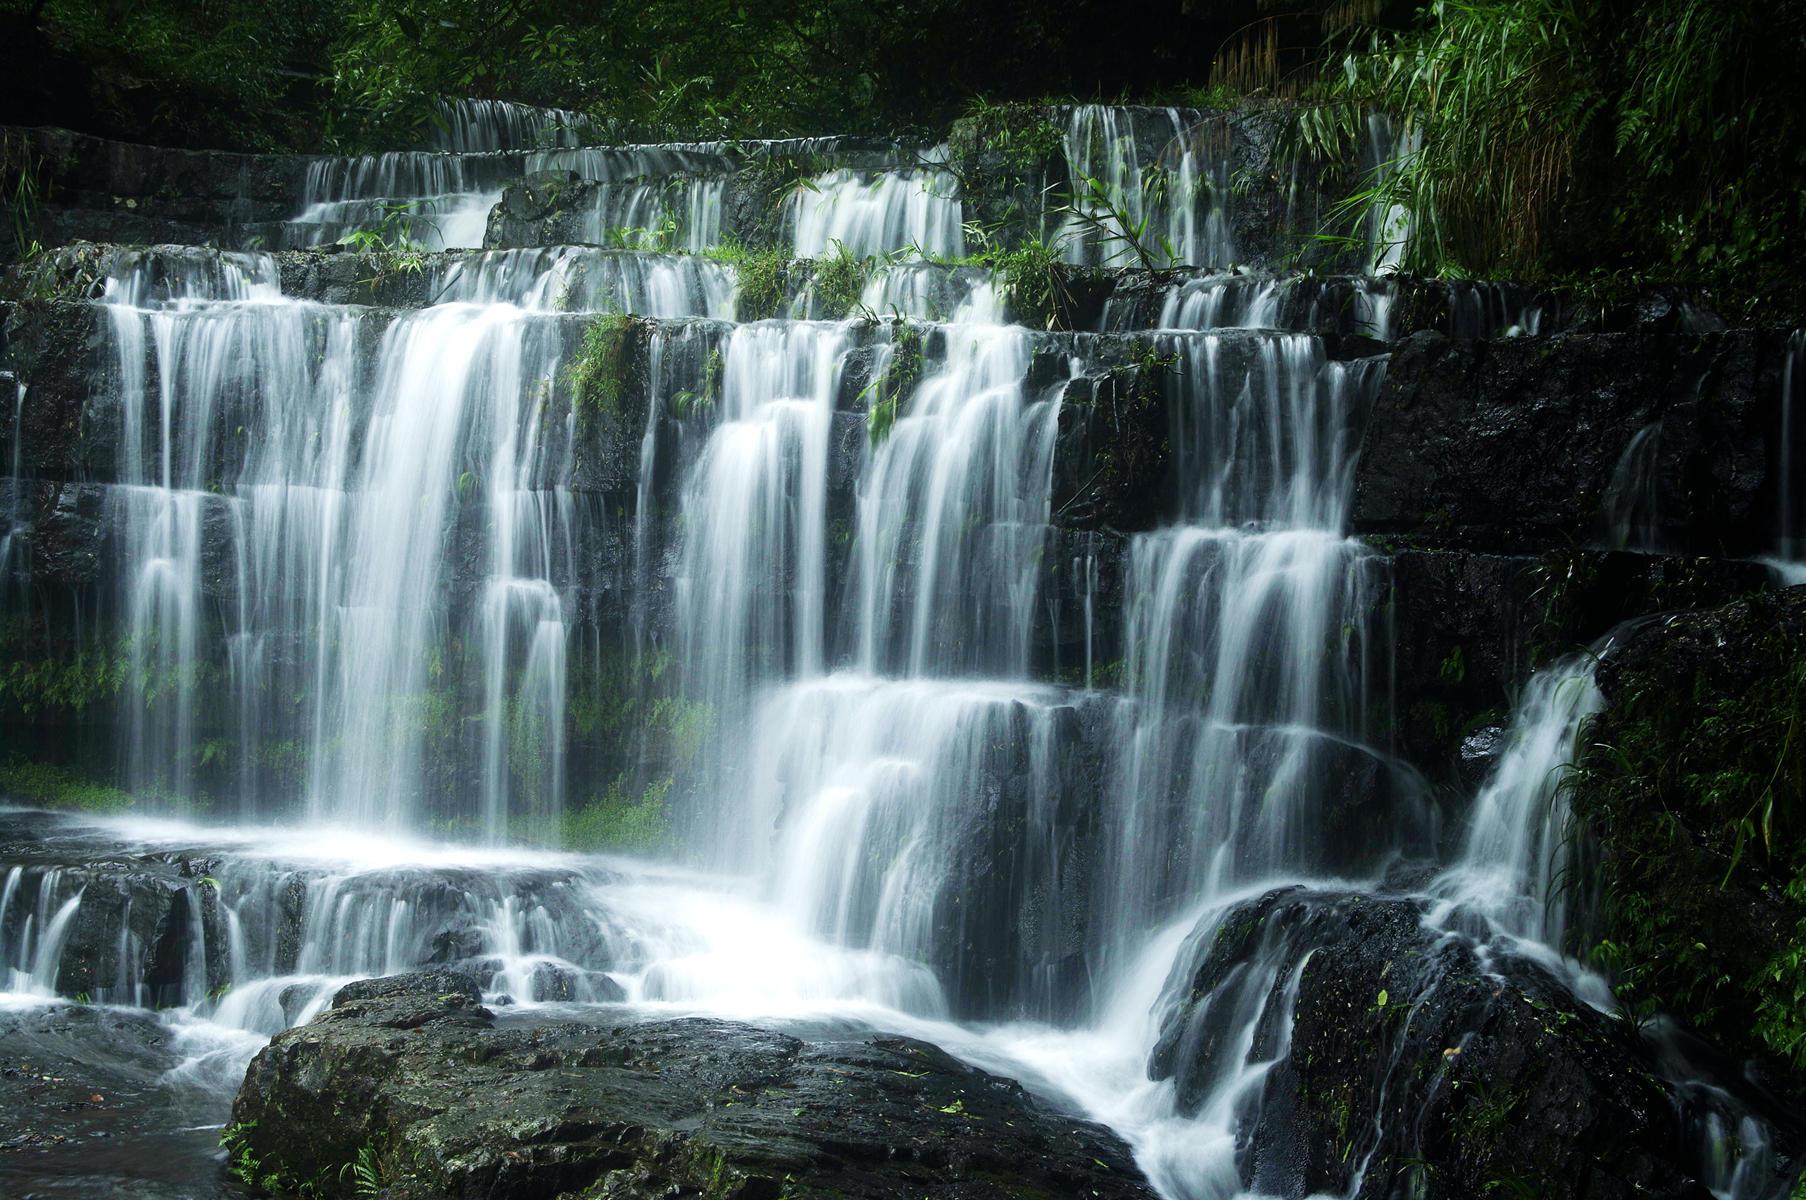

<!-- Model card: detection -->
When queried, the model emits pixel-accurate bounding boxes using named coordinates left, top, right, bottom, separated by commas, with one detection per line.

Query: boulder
left=1150, top=887, right=1797, bottom=1199
left=229, top=971, right=1156, bottom=1200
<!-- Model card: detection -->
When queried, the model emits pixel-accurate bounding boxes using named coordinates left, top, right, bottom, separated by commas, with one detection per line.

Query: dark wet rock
left=1353, top=328, right=1789, bottom=555
left=1569, top=586, right=1806, bottom=1084
left=1455, top=723, right=1508, bottom=793
left=230, top=972, right=1155, bottom=1200
left=0, top=822, right=225, bottom=1006
left=1151, top=887, right=1793, bottom=1200
left=1050, top=346, right=1173, bottom=532
left=5, top=125, right=311, bottom=251
left=1380, top=546, right=1774, bottom=792
left=521, top=961, right=626, bottom=1004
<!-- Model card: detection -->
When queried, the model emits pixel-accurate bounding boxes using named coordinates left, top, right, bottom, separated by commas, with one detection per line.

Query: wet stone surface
left=0, top=1001, right=245, bottom=1198
left=231, top=971, right=1156, bottom=1200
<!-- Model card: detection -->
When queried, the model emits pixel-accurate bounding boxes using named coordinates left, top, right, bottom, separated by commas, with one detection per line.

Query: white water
left=790, top=166, right=965, bottom=259
left=1058, top=105, right=1233, bottom=269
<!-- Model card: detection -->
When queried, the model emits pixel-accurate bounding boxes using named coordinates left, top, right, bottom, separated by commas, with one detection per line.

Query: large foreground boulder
left=228, top=971, right=1157, bottom=1200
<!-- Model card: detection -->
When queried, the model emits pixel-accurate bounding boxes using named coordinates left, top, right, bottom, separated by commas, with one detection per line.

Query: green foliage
left=1293, top=0, right=1806, bottom=315
left=0, top=645, right=131, bottom=713
left=565, top=312, right=635, bottom=418
left=7, top=0, right=343, bottom=150
left=960, top=99, right=1065, bottom=177
left=562, top=773, right=673, bottom=852
left=1755, top=872, right=1806, bottom=1072
left=603, top=216, right=683, bottom=253
left=1568, top=612, right=1806, bottom=1071
left=708, top=241, right=788, bottom=322
left=339, top=1140, right=387, bottom=1199
left=0, top=758, right=134, bottom=813
left=671, top=349, right=723, bottom=420
left=809, top=242, right=869, bottom=318
left=1060, top=171, right=1182, bottom=270
left=1, top=131, right=45, bottom=261
left=958, top=227, right=1067, bottom=330
left=337, top=201, right=434, bottom=252
left=866, top=321, right=924, bottom=447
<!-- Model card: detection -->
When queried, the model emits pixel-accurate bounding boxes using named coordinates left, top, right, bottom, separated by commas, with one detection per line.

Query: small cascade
left=858, top=263, right=993, bottom=321
left=789, top=167, right=965, bottom=259
left=432, top=246, right=737, bottom=318
left=286, top=153, right=512, bottom=249
left=572, top=176, right=727, bottom=252
left=1777, top=329, right=1804, bottom=578
left=1429, top=655, right=1605, bottom=948
left=0, top=867, right=83, bottom=996
left=852, top=303, right=1063, bottom=677
left=0, top=379, right=25, bottom=581
left=1153, top=275, right=1287, bottom=332
left=674, top=320, right=855, bottom=716
left=1603, top=420, right=1666, bottom=551
left=1059, top=106, right=1232, bottom=269
left=729, top=675, right=1091, bottom=1017
left=427, top=98, right=591, bottom=152
left=1362, top=113, right=1419, bottom=272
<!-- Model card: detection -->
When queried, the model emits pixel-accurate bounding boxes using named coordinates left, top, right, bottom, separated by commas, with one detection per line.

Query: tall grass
left=1253, top=0, right=1803, bottom=310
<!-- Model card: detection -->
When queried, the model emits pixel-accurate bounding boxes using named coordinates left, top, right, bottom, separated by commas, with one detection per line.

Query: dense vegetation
left=1569, top=591, right=1806, bottom=1083
left=3, top=0, right=1802, bottom=307
left=1271, top=0, right=1806, bottom=316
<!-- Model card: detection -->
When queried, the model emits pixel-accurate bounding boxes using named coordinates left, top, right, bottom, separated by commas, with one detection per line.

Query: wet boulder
left=1150, top=887, right=1793, bottom=1199
left=1569, top=585, right=1806, bottom=1082
left=230, top=971, right=1156, bottom=1200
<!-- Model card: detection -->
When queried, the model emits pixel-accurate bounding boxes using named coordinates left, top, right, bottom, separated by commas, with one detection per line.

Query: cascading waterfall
left=1428, top=656, right=1605, bottom=949
left=852, top=296, right=1063, bottom=677
left=1086, top=335, right=1399, bottom=1008
left=1059, top=105, right=1233, bottom=269
left=93, top=252, right=609, bottom=835
left=674, top=320, right=852, bottom=717
left=789, top=166, right=965, bottom=259
left=2, top=105, right=1797, bottom=1200
left=428, top=98, right=591, bottom=152
left=287, top=153, right=511, bottom=249
left=433, top=246, right=737, bottom=318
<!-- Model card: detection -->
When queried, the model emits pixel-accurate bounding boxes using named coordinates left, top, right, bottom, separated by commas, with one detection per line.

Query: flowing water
left=0, top=98, right=1796, bottom=1199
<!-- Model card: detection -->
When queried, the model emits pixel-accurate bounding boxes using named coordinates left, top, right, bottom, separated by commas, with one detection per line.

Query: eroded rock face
left=1149, top=888, right=1797, bottom=1200
left=229, top=972, right=1156, bottom=1200
left=1571, top=586, right=1806, bottom=1081
left=1353, top=328, right=1789, bottom=555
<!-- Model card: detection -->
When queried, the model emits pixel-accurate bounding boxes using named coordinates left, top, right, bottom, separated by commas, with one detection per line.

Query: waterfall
left=674, top=320, right=852, bottom=716
left=1058, top=106, right=1233, bottom=269
left=1778, top=329, right=1804, bottom=578
left=288, top=153, right=511, bottom=250
left=789, top=167, right=965, bottom=259
left=427, top=99, right=591, bottom=152
left=1429, top=655, right=1605, bottom=948
left=2, top=103, right=1796, bottom=1200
